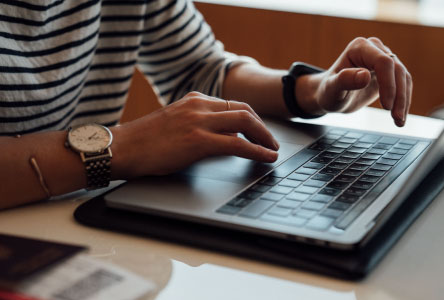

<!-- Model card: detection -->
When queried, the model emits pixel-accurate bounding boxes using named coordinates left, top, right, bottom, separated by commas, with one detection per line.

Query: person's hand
left=111, top=92, right=279, bottom=178
left=297, top=37, right=412, bottom=127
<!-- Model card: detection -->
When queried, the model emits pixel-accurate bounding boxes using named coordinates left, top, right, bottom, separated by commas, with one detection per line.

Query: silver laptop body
left=105, top=118, right=444, bottom=250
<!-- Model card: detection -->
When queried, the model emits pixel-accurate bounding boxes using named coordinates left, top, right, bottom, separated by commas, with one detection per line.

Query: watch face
left=68, top=124, right=112, bottom=153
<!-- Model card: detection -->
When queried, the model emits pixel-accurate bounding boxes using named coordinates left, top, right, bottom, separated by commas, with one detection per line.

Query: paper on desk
left=16, top=255, right=155, bottom=300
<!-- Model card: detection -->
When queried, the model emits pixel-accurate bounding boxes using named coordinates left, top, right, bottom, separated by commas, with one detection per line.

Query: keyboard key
left=295, top=167, right=317, bottom=175
left=286, top=192, right=310, bottom=201
left=305, top=216, right=335, bottom=231
left=320, top=167, right=341, bottom=175
left=270, top=185, right=293, bottom=195
left=278, top=179, right=302, bottom=188
left=312, top=173, right=334, bottom=181
left=348, top=147, right=367, bottom=154
left=288, top=173, right=310, bottom=181
left=261, top=192, right=285, bottom=201
left=311, top=156, right=334, bottom=164
left=239, top=200, right=274, bottom=218
left=326, top=147, right=346, bottom=154
left=344, top=132, right=363, bottom=139
left=319, top=187, right=341, bottom=196
left=302, top=201, right=325, bottom=211
left=304, top=179, right=326, bottom=188
left=343, top=168, right=363, bottom=177
left=320, top=151, right=340, bottom=159
left=239, top=190, right=262, bottom=200
left=359, top=134, right=381, bottom=143
left=260, top=214, right=307, bottom=227
left=374, top=143, right=392, bottom=150
left=329, top=201, right=351, bottom=210
left=394, top=143, right=413, bottom=150
left=379, top=137, right=399, bottom=145
left=335, top=156, right=355, bottom=164
left=332, top=142, right=351, bottom=149
left=295, top=209, right=318, bottom=219
left=349, top=163, right=370, bottom=171
left=359, top=175, right=380, bottom=183
left=277, top=199, right=303, bottom=209
left=344, top=187, right=367, bottom=197
left=327, top=181, right=350, bottom=190
left=351, top=180, right=374, bottom=190
left=325, top=133, right=342, bottom=140
left=311, top=194, right=333, bottom=203
left=250, top=184, right=271, bottom=193
left=367, top=148, right=387, bottom=155
left=294, top=185, right=318, bottom=194
left=399, top=138, right=417, bottom=145
left=260, top=176, right=282, bottom=186
left=354, top=142, right=373, bottom=149
left=304, top=162, right=325, bottom=169
left=318, top=138, right=336, bottom=145
left=338, top=137, right=357, bottom=144
left=310, top=143, right=330, bottom=151
left=389, top=148, right=408, bottom=155
left=321, top=208, right=344, bottom=219
left=328, top=162, right=348, bottom=170
left=335, top=175, right=355, bottom=183
left=217, top=205, right=242, bottom=215
left=372, top=163, right=391, bottom=171
left=267, top=206, right=292, bottom=217
left=377, top=158, right=398, bottom=166
left=336, top=194, right=360, bottom=204
left=362, top=153, right=381, bottom=160
left=366, top=169, right=386, bottom=177
left=355, top=158, right=376, bottom=166
left=341, top=151, right=361, bottom=158
left=383, top=153, right=403, bottom=160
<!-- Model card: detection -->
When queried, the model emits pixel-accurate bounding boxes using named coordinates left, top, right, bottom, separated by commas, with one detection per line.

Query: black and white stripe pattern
left=0, top=0, right=252, bottom=135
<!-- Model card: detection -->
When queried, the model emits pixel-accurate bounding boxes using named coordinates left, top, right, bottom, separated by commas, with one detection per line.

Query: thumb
left=320, top=68, right=372, bottom=111
left=332, top=68, right=372, bottom=92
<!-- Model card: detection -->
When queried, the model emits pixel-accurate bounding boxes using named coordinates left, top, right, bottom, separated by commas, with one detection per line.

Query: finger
left=404, top=72, right=413, bottom=124
left=368, top=39, right=411, bottom=126
left=321, top=68, right=371, bottom=111
left=207, top=133, right=279, bottom=163
left=204, top=110, right=279, bottom=150
left=227, top=100, right=264, bottom=124
left=391, top=62, right=407, bottom=127
left=347, top=38, right=396, bottom=110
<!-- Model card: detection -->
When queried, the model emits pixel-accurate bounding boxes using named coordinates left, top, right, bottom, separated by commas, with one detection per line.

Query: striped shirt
left=0, top=0, right=251, bottom=136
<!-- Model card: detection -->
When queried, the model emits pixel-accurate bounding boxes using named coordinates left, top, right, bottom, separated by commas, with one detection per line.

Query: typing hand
left=110, top=92, right=279, bottom=178
left=298, top=37, right=412, bottom=127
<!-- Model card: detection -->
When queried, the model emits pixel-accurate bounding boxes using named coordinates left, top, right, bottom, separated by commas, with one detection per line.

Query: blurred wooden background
left=121, top=1, right=444, bottom=123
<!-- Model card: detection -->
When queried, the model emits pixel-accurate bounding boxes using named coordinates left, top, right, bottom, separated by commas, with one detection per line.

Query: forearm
left=222, top=63, right=323, bottom=118
left=0, top=127, right=129, bottom=210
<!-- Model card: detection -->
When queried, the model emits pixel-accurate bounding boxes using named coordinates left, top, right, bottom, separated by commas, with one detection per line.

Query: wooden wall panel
left=121, top=2, right=444, bottom=122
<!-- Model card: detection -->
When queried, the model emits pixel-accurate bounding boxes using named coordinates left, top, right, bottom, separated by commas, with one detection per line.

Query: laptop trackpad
left=105, top=142, right=303, bottom=214
left=180, top=141, right=303, bottom=184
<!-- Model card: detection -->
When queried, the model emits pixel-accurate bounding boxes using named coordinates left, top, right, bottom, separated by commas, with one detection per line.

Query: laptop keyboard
left=216, top=129, right=427, bottom=233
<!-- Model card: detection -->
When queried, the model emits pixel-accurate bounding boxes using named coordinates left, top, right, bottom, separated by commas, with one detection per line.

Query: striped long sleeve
left=0, top=0, right=253, bottom=136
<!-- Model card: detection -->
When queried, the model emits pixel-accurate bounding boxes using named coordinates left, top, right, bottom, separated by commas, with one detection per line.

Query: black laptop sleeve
left=74, top=157, right=444, bottom=280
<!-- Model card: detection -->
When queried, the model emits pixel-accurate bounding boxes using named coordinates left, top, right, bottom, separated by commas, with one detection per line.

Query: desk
left=1, top=108, right=443, bottom=300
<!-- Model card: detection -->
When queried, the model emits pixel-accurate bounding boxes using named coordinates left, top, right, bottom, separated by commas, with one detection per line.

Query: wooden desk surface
left=1, top=108, right=443, bottom=300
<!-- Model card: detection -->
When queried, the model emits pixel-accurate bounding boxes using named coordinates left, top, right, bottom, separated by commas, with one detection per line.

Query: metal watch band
left=282, top=62, right=325, bottom=119
left=83, top=149, right=112, bottom=190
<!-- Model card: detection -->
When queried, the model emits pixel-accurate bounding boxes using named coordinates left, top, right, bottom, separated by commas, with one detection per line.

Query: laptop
left=105, top=115, right=444, bottom=250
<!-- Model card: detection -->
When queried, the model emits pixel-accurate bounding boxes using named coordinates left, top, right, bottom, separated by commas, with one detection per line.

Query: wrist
left=294, top=73, right=326, bottom=116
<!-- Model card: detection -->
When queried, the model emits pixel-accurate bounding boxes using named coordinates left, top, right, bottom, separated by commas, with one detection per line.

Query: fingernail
left=273, top=140, right=280, bottom=151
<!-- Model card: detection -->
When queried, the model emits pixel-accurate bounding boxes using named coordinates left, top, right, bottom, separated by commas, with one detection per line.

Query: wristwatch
left=282, top=62, right=325, bottom=118
left=66, top=123, right=113, bottom=190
